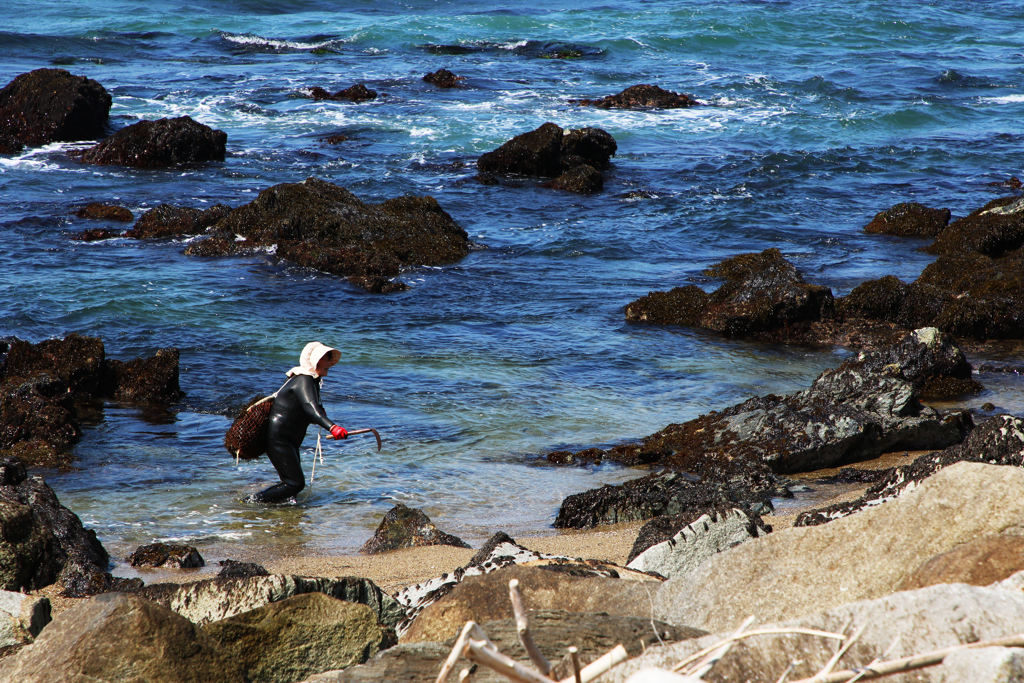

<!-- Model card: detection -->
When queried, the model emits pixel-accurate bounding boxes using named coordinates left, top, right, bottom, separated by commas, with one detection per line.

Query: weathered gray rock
left=607, top=580, right=1024, bottom=683
left=796, top=413, right=1024, bottom=526
left=899, top=533, right=1024, bottom=591
left=936, top=647, right=1024, bottom=683
left=336, top=642, right=451, bottom=683
left=134, top=573, right=405, bottom=629
left=0, top=590, right=49, bottom=649
left=654, top=462, right=1024, bottom=634
left=203, top=593, right=394, bottom=683
left=626, top=507, right=768, bottom=579
left=395, top=532, right=657, bottom=639
left=0, top=592, right=246, bottom=683
left=361, top=503, right=469, bottom=554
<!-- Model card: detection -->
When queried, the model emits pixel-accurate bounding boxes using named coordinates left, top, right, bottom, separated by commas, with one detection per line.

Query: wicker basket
left=224, top=395, right=274, bottom=462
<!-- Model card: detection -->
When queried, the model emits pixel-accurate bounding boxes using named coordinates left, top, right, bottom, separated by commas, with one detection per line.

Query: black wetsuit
left=254, top=374, right=335, bottom=503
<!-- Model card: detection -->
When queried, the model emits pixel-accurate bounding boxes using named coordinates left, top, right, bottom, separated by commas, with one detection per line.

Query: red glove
left=330, top=425, right=348, bottom=440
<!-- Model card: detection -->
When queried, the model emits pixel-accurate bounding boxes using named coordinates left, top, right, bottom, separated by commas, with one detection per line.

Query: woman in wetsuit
left=254, top=341, right=349, bottom=504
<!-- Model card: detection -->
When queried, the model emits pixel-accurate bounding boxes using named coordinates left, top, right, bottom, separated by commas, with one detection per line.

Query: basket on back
left=224, top=394, right=275, bottom=463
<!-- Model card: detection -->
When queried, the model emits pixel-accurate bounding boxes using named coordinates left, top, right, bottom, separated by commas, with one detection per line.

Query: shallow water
left=1, top=0, right=1023, bottom=561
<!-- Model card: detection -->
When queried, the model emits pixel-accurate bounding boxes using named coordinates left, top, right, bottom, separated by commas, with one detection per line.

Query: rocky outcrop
left=203, top=593, right=395, bottom=683
left=75, top=115, right=227, bottom=167
left=216, top=559, right=270, bottom=578
left=124, top=203, right=231, bottom=239
left=0, top=592, right=246, bottom=683
left=0, top=590, right=50, bottom=650
left=74, top=203, right=132, bottom=222
left=795, top=413, right=1024, bottom=526
left=608, top=579, right=1024, bottom=683
left=898, top=533, right=1024, bottom=591
left=864, top=201, right=951, bottom=237
left=477, top=123, right=616, bottom=194
left=0, top=334, right=184, bottom=467
left=573, top=84, right=699, bottom=109
left=0, top=68, right=111, bottom=148
left=625, top=248, right=834, bottom=339
left=309, top=84, right=377, bottom=102
left=625, top=507, right=770, bottom=579
left=134, top=574, right=405, bottom=630
left=653, top=462, right=1024, bottom=633
left=541, top=163, right=603, bottom=194
left=183, top=177, right=469, bottom=292
left=395, top=532, right=657, bottom=639
left=423, top=69, right=464, bottom=88
left=360, top=503, right=470, bottom=554
left=126, top=543, right=204, bottom=569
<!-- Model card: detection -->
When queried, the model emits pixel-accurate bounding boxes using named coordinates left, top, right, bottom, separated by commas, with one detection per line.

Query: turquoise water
left=1, top=0, right=1022, bottom=561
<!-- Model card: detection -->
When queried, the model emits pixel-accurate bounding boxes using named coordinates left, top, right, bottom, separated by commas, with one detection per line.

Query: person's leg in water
left=254, top=438, right=305, bottom=503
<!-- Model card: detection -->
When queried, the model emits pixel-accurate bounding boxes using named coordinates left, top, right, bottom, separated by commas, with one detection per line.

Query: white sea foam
left=221, top=32, right=343, bottom=51
left=0, top=141, right=94, bottom=173
left=979, top=94, right=1024, bottom=104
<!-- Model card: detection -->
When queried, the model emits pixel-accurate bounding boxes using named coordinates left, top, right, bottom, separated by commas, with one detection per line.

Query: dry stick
left=465, top=639, right=559, bottom=683
left=809, top=625, right=865, bottom=682
left=436, top=621, right=497, bottom=683
left=842, top=634, right=902, bottom=683
left=774, top=660, right=804, bottom=683
left=509, top=578, right=553, bottom=676
left=558, top=644, right=630, bottom=683
left=789, top=633, right=1024, bottom=683
left=569, top=646, right=582, bottom=683
left=687, top=615, right=757, bottom=678
left=458, top=670, right=471, bottom=683
left=672, top=628, right=847, bottom=673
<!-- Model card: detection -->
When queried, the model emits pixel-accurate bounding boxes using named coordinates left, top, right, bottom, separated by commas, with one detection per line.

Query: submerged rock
left=361, top=503, right=470, bottom=554
left=541, top=163, right=603, bottom=194
left=74, top=203, right=133, bottom=222
left=573, top=84, right=699, bottom=109
left=74, top=115, right=227, bottom=167
left=423, top=68, right=464, bottom=88
left=125, top=203, right=231, bottom=239
left=863, top=201, right=950, bottom=237
left=126, top=543, right=204, bottom=569
left=309, top=84, right=377, bottom=102
left=0, top=68, right=111, bottom=147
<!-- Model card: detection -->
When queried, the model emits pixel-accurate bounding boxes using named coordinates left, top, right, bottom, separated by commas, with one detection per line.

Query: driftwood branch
left=466, top=639, right=558, bottom=683
left=569, top=646, right=582, bottom=683
left=560, top=644, right=630, bottom=683
left=510, top=578, right=553, bottom=676
left=436, top=621, right=496, bottom=683
left=672, top=627, right=846, bottom=673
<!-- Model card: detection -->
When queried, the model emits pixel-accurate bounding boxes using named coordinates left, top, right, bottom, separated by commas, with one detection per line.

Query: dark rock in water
left=127, top=543, right=205, bottom=569
left=324, top=133, right=348, bottom=144
left=0, top=374, right=81, bottom=468
left=125, top=203, right=231, bottom=239
left=0, top=135, right=24, bottom=154
left=0, top=592, right=247, bottom=683
left=541, top=162, right=603, bottom=194
left=625, top=248, right=834, bottom=340
left=309, top=83, right=377, bottom=102
left=74, top=115, right=227, bottom=167
left=185, top=177, right=469, bottom=283
left=72, top=227, right=121, bottom=242
left=627, top=505, right=771, bottom=565
left=573, top=84, right=700, bottom=109
left=217, top=559, right=270, bottom=578
left=203, top=593, right=395, bottom=683
left=347, top=275, right=410, bottom=294
left=988, top=176, right=1022, bottom=189
left=864, top=202, right=950, bottom=237
left=474, top=172, right=500, bottom=186
left=361, top=503, right=470, bottom=554
left=105, top=347, right=184, bottom=403
left=423, top=68, right=464, bottom=88
left=477, top=122, right=616, bottom=178
left=2, top=333, right=107, bottom=398
left=795, top=413, right=1024, bottom=527
left=74, top=202, right=133, bottom=222
left=0, top=68, right=111, bottom=147
left=925, top=195, right=1024, bottom=258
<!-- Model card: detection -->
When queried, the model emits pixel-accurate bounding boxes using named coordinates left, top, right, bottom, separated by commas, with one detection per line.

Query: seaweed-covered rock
left=625, top=248, right=834, bottom=339
left=185, top=178, right=469, bottom=283
left=72, top=228, right=121, bottom=242
left=309, top=84, right=377, bottom=102
left=541, top=163, right=603, bottom=194
left=75, top=115, right=227, bottom=167
left=573, top=84, right=699, bottom=109
left=864, top=202, right=950, bottom=237
left=925, top=195, right=1024, bottom=257
left=0, top=68, right=111, bottom=147
left=126, top=543, right=204, bottom=569
left=125, top=203, right=231, bottom=239
left=74, top=203, right=133, bottom=222
left=423, top=69, right=464, bottom=88
left=105, top=347, right=184, bottom=403
left=477, top=122, right=616, bottom=177
left=360, top=503, right=470, bottom=554
left=217, top=559, right=270, bottom=578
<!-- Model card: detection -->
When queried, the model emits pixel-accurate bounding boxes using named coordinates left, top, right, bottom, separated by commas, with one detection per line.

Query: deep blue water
left=1, top=0, right=1023, bottom=561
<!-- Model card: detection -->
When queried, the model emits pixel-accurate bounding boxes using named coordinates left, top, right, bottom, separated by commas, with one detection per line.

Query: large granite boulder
left=134, top=573, right=405, bottom=630
left=395, top=532, right=658, bottom=640
left=0, top=592, right=246, bottom=683
left=607, top=578, right=1024, bottom=683
left=898, top=533, right=1024, bottom=591
left=864, top=201, right=951, bottom=237
left=477, top=122, right=616, bottom=178
left=75, top=115, right=227, bottom=167
left=183, top=177, right=469, bottom=291
left=361, top=503, right=470, bottom=554
left=653, top=461, right=1024, bottom=634
left=0, top=590, right=50, bottom=650
left=625, top=248, right=835, bottom=339
left=203, top=593, right=395, bottom=683
left=796, top=413, right=1024, bottom=526
left=0, top=68, right=111, bottom=149
left=573, top=84, right=699, bottom=109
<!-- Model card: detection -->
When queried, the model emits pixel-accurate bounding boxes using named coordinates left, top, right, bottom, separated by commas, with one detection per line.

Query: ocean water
left=1, top=0, right=1023, bottom=562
